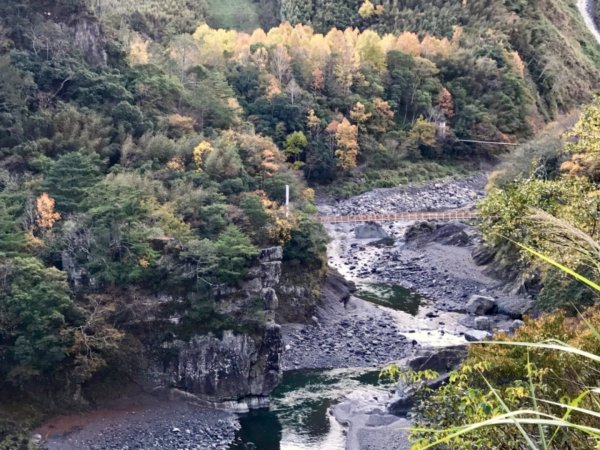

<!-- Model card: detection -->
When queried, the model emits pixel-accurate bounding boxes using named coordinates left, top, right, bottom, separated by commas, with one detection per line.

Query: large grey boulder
left=474, top=316, right=492, bottom=331
left=404, top=222, right=471, bottom=247
left=466, top=294, right=497, bottom=315
left=408, top=346, right=467, bottom=373
left=354, top=222, right=389, bottom=239
left=464, top=330, right=492, bottom=342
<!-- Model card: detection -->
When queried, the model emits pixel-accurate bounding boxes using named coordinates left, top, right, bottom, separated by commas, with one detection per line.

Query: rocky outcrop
left=156, top=323, right=282, bottom=412
left=333, top=387, right=412, bottom=450
left=72, top=18, right=108, bottom=65
left=405, top=222, right=471, bottom=248
left=145, top=247, right=286, bottom=411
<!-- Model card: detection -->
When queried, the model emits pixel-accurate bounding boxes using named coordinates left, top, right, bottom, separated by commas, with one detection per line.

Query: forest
left=1, top=0, right=600, bottom=448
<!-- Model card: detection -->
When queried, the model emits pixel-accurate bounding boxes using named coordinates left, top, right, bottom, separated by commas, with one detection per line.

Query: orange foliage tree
left=36, top=193, right=61, bottom=229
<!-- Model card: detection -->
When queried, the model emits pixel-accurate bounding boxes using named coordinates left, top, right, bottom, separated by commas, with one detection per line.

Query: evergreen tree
left=43, top=151, right=102, bottom=213
left=0, top=201, right=25, bottom=256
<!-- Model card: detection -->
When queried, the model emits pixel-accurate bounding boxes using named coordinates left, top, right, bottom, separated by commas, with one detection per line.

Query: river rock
left=408, top=346, right=467, bottom=372
left=464, top=330, right=492, bottom=342
left=466, top=294, right=497, bottom=315
left=388, top=373, right=451, bottom=416
left=474, top=316, right=491, bottom=331
left=354, top=222, right=389, bottom=239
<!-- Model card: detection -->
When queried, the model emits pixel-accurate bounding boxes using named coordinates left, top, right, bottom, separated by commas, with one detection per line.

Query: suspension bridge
left=318, top=209, right=480, bottom=224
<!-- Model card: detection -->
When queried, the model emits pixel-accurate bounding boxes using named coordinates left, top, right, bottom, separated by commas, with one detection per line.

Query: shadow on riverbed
left=355, top=282, right=422, bottom=315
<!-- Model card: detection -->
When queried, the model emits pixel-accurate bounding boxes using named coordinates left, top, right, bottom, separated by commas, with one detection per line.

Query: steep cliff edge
left=142, top=247, right=286, bottom=411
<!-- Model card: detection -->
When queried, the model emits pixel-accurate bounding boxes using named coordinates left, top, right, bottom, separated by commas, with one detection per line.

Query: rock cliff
left=147, top=247, right=285, bottom=411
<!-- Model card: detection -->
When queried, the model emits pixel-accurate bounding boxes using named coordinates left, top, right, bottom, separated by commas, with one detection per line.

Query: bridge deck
left=318, top=210, right=479, bottom=224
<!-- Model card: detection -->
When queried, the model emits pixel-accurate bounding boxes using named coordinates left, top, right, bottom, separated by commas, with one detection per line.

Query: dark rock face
left=161, top=323, right=282, bottom=408
left=321, top=269, right=354, bottom=306
left=354, top=222, right=389, bottom=239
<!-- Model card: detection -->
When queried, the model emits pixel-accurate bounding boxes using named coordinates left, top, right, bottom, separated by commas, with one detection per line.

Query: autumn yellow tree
left=193, top=140, right=213, bottom=171
left=396, top=32, right=421, bottom=56
left=358, top=0, right=375, bottom=18
left=350, top=101, right=371, bottom=134
left=36, top=193, right=61, bottom=229
left=335, top=118, right=359, bottom=170
left=371, top=98, right=395, bottom=134
left=128, top=36, right=150, bottom=65
left=356, top=30, right=385, bottom=72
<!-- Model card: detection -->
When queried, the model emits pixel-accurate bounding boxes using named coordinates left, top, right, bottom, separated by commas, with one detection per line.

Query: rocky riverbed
left=319, top=173, right=487, bottom=216
left=306, top=175, right=531, bottom=449
left=38, top=393, right=238, bottom=450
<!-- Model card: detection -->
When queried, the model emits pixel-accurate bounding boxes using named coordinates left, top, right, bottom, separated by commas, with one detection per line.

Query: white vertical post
left=285, top=184, right=290, bottom=218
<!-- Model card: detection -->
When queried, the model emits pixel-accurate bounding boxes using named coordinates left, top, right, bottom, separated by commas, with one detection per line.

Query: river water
left=229, top=367, right=388, bottom=450
left=229, top=282, right=418, bottom=450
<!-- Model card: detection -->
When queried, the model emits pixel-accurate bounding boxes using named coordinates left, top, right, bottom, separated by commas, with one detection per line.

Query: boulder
left=354, top=222, right=389, bottom=239
left=388, top=373, right=451, bottom=416
left=408, top=346, right=467, bottom=373
left=464, top=330, right=492, bottom=342
left=466, top=294, right=497, bottom=315
left=367, top=237, right=396, bottom=248
left=404, top=222, right=436, bottom=245
left=510, top=319, right=524, bottom=334
left=474, top=316, right=491, bottom=331
left=431, top=223, right=471, bottom=247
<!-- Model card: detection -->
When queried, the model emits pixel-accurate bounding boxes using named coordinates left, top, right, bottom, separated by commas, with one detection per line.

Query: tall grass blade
left=527, top=351, right=548, bottom=449
left=481, top=372, right=540, bottom=450
left=510, top=240, right=600, bottom=292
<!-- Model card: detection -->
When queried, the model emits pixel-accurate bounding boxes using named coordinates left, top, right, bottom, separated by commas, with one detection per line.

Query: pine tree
left=0, top=201, right=25, bottom=256
left=43, top=152, right=101, bottom=213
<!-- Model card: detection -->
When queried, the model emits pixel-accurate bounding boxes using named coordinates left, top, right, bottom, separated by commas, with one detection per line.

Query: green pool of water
left=229, top=368, right=389, bottom=450
left=355, top=282, right=422, bottom=315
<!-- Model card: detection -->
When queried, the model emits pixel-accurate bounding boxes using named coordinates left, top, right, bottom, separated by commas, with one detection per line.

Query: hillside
left=1, top=0, right=600, bottom=447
